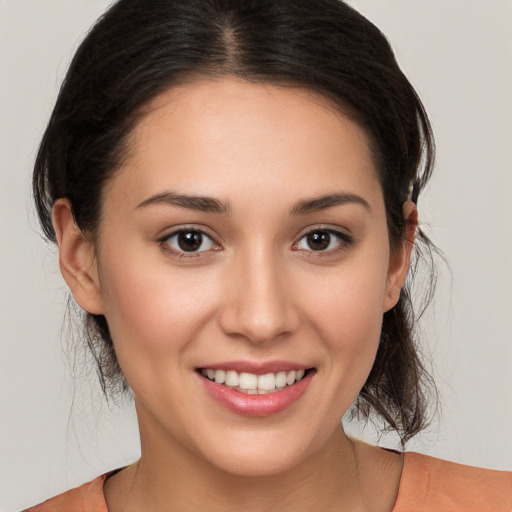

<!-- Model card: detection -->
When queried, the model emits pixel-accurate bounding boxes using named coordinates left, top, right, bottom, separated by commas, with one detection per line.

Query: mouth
left=198, top=367, right=312, bottom=395
left=197, top=366, right=315, bottom=416
left=195, top=361, right=316, bottom=416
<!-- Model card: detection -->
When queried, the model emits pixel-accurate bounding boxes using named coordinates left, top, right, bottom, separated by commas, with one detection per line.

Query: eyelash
left=157, top=226, right=354, bottom=259
left=158, top=228, right=221, bottom=259
left=293, top=227, right=354, bottom=256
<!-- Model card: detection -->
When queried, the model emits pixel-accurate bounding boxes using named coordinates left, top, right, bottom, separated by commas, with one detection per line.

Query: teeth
left=275, top=371, right=287, bottom=388
left=225, top=370, right=238, bottom=387
left=214, top=369, right=226, bottom=384
left=201, top=368, right=309, bottom=392
left=258, top=373, right=276, bottom=391
left=239, top=372, right=258, bottom=390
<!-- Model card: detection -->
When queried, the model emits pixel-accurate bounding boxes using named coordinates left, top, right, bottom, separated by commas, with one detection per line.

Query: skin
left=54, top=78, right=416, bottom=511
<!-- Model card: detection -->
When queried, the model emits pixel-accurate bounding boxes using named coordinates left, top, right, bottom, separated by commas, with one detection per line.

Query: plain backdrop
left=1, top=1, right=511, bottom=510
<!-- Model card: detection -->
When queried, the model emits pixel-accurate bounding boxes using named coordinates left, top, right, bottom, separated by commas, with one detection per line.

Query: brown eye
left=306, top=231, right=331, bottom=251
left=296, top=228, right=353, bottom=253
left=178, top=231, right=203, bottom=251
left=164, top=230, right=215, bottom=253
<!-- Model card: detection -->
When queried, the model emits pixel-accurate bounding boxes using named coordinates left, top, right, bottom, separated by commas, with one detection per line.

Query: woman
left=19, top=0, right=511, bottom=510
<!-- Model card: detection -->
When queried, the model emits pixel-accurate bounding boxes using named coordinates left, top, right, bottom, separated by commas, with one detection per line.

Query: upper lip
left=196, top=360, right=313, bottom=375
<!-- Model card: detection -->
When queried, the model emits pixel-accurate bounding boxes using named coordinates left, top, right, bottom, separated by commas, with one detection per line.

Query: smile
left=197, top=365, right=315, bottom=416
left=199, top=368, right=307, bottom=394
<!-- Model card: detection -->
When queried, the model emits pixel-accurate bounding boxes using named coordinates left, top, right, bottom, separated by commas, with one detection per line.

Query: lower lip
left=199, top=371, right=314, bottom=417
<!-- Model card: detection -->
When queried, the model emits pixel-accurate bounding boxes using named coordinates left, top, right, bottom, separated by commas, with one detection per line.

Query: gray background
left=1, top=1, right=511, bottom=510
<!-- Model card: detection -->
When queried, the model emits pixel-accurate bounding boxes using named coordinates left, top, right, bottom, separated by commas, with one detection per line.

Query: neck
left=104, top=413, right=402, bottom=512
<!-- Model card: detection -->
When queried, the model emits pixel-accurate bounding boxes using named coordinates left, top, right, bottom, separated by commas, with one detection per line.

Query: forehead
left=107, top=78, right=382, bottom=210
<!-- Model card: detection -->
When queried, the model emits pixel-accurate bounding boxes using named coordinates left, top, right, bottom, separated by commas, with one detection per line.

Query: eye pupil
left=307, top=231, right=330, bottom=251
left=178, top=231, right=202, bottom=251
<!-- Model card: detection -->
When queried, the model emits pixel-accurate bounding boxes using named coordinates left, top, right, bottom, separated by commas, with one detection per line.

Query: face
left=63, top=78, right=411, bottom=476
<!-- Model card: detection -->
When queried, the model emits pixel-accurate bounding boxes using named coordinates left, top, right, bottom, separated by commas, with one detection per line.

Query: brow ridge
left=137, top=191, right=369, bottom=216
left=290, top=192, right=371, bottom=215
left=137, top=192, right=230, bottom=214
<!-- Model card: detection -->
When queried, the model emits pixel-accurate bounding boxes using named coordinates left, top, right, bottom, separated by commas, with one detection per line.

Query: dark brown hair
left=33, top=0, right=437, bottom=445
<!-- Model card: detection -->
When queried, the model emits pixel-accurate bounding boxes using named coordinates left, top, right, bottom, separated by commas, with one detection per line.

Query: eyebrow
left=289, top=192, right=371, bottom=215
left=137, top=191, right=370, bottom=216
left=137, top=191, right=231, bottom=214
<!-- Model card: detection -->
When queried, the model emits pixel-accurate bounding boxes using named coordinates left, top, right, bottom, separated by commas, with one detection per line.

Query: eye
left=295, top=229, right=352, bottom=252
left=162, top=229, right=217, bottom=254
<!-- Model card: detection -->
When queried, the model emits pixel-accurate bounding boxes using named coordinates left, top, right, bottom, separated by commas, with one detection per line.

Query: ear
left=53, top=198, right=104, bottom=315
left=382, top=201, right=417, bottom=312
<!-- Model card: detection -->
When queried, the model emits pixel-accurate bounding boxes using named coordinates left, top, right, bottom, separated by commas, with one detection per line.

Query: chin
left=195, top=429, right=323, bottom=478
left=211, top=450, right=303, bottom=478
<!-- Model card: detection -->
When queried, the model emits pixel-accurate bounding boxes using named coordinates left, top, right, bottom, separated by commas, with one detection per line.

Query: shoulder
left=22, top=473, right=109, bottom=512
left=393, top=452, right=512, bottom=512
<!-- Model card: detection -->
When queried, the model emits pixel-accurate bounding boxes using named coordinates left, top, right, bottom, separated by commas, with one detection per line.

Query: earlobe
left=383, top=201, right=418, bottom=312
left=53, top=199, right=104, bottom=315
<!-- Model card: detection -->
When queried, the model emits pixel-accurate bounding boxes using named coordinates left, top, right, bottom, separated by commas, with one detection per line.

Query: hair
left=33, top=0, right=437, bottom=445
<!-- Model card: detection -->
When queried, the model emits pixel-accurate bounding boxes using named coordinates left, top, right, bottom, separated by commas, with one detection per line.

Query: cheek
left=307, top=261, right=387, bottom=343
left=321, top=281, right=384, bottom=379
left=98, top=253, right=219, bottom=363
left=299, top=253, right=389, bottom=386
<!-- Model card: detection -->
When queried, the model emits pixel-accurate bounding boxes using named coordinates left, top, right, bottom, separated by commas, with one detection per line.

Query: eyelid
left=292, top=225, right=355, bottom=254
left=157, top=226, right=222, bottom=257
left=155, top=223, right=354, bottom=259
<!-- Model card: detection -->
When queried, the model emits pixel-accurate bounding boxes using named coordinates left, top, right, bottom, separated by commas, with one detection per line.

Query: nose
left=218, top=245, right=299, bottom=345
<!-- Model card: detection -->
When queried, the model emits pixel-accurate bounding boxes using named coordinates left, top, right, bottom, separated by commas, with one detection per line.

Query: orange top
left=24, top=452, right=512, bottom=511
left=392, top=453, right=511, bottom=511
